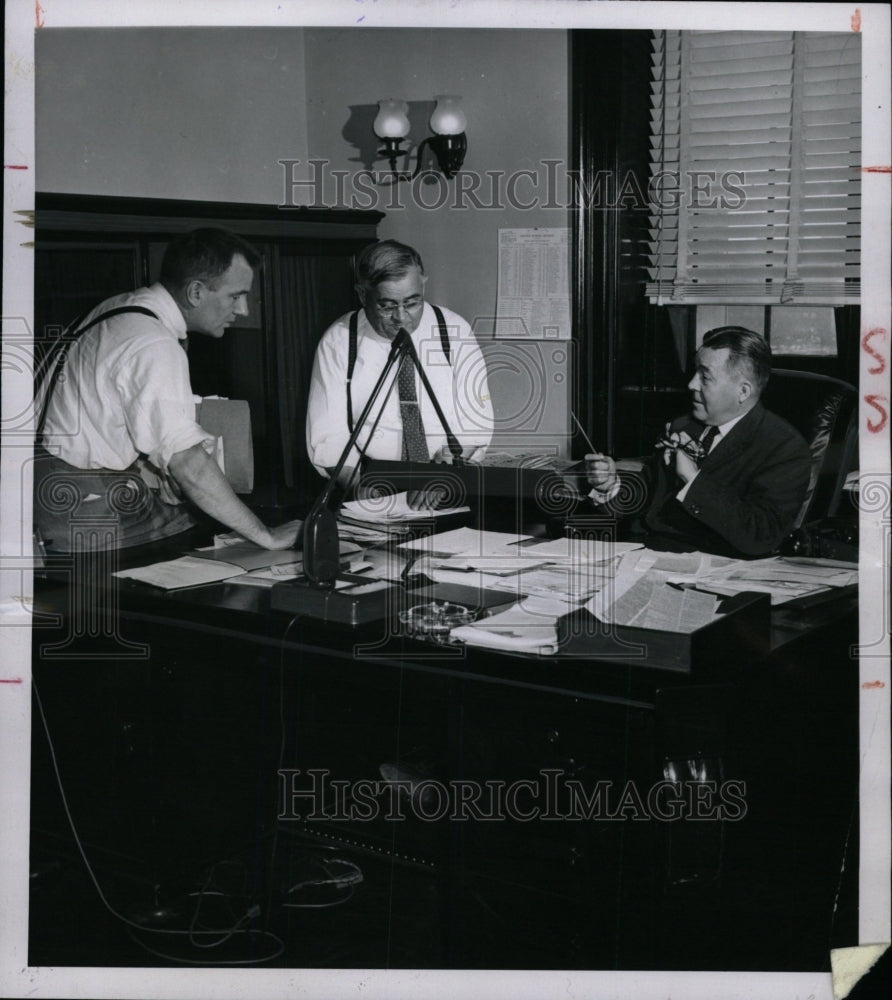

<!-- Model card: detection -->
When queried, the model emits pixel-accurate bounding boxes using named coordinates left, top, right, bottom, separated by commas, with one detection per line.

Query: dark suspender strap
left=432, top=305, right=450, bottom=364
left=346, top=310, right=359, bottom=434
left=345, top=305, right=449, bottom=436
left=36, top=305, right=160, bottom=438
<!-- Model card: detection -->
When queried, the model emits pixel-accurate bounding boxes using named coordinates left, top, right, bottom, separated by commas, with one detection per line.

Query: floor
left=29, top=796, right=859, bottom=975
left=29, top=824, right=604, bottom=970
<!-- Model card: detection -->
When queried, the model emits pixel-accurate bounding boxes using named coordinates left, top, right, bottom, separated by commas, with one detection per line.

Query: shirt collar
left=712, top=410, right=749, bottom=438
left=145, top=283, right=189, bottom=341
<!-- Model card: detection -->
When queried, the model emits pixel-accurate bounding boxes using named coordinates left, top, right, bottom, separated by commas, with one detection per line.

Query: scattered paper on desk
left=516, top=564, right=610, bottom=603
left=450, top=597, right=566, bottom=654
left=523, top=537, right=643, bottom=564
left=420, top=565, right=525, bottom=598
left=337, top=520, right=401, bottom=543
left=482, top=452, right=579, bottom=472
left=673, top=556, right=858, bottom=605
left=399, top=526, right=533, bottom=557
left=635, top=550, right=735, bottom=578
left=114, top=556, right=245, bottom=590
left=591, top=575, right=720, bottom=632
left=243, top=561, right=306, bottom=583
left=341, top=491, right=470, bottom=522
left=429, top=555, right=552, bottom=575
left=192, top=543, right=302, bottom=572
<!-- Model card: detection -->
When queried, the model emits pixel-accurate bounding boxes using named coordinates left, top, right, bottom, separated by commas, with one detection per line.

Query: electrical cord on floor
left=32, top=674, right=285, bottom=965
left=282, top=855, right=364, bottom=909
left=272, top=612, right=366, bottom=912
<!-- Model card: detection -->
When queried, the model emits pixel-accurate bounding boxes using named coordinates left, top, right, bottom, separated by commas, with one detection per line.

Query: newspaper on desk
left=663, top=555, right=858, bottom=605
left=586, top=549, right=723, bottom=633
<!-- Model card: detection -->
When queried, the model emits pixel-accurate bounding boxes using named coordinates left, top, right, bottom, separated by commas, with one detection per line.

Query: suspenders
left=35, top=306, right=160, bottom=438
left=346, top=305, right=451, bottom=434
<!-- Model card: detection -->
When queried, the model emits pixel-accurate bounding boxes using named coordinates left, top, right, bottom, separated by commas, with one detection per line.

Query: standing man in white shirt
left=306, top=240, right=494, bottom=492
left=36, top=228, right=300, bottom=552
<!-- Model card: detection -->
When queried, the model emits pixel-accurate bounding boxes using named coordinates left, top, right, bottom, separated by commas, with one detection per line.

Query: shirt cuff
left=675, top=470, right=700, bottom=503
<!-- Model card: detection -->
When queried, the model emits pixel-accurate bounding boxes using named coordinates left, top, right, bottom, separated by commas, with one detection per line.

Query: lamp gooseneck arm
left=302, top=330, right=409, bottom=586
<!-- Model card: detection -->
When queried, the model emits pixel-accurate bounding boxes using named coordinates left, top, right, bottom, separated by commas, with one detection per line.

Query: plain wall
left=35, top=25, right=571, bottom=453
left=302, top=28, right=570, bottom=335
left=35, top=27, right=310, bottom=203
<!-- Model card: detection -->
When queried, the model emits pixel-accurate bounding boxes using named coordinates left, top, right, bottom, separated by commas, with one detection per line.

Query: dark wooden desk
left=29, top=539, right=860, bottom=970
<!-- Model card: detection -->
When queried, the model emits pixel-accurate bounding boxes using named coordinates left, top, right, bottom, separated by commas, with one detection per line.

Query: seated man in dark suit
left=584, top=326, right=811, bottom=559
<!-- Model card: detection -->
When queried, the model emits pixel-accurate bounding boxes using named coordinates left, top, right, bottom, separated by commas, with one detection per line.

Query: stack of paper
left=114, top=556, right=246, bottom=590
left=670, top=556, right=858, bottom=606
left=450, top=597, right=566, bottom=654
left=399, top=527, right=533, bottom=558
left=521, top=537, right=643, bottom=564
left=340, top=492, right=470, bottom=523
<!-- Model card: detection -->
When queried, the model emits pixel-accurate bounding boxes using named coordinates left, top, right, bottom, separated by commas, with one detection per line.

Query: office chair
left=761, top=369, right=858, bottom=529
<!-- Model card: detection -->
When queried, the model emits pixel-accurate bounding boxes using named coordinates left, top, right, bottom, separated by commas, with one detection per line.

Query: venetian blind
left=647, top=30, right=861, bottom=305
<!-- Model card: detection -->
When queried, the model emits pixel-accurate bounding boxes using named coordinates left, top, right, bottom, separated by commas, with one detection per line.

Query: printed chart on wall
left=496, top=228, right=570, bottom=339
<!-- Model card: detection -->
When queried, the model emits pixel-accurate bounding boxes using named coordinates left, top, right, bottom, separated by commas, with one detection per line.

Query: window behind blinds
left=647, top=30, right=861, bottom=305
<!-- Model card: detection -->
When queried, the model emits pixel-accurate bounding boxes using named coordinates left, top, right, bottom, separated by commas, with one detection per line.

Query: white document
left=340, top=491, right=470, bottom=523
left=450, top=597, right=568, bottom=654
left=515, top=564, right=611, bottom=603
left=496, top=228, right=571, bottom=339
left=399, top=527, right=533, bottom=557
left=674, top=556, right=858, bottom=605
left=523, top=537, right=643, bottom=564
left=634, top=550, right=736, bottom=577
left=114, top=555, right=245, bottom=590
left=591, top=574, right=720, bottom=633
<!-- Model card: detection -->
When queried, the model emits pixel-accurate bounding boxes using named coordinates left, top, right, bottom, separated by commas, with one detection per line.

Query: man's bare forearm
left=168, top=444, right=295, bottom=549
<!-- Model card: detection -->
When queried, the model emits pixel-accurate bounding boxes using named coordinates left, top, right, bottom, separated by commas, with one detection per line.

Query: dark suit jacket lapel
left=700, top=402, right=764, bottom=469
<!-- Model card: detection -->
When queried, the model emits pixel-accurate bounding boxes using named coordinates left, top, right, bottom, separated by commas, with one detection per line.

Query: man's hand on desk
left=431, top=443, right=487, bottom=465
left=257, top=518, right=303, bottom=550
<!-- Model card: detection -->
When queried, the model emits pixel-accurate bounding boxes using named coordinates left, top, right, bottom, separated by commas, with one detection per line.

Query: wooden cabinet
left=35, top=192, right=383, bottom=510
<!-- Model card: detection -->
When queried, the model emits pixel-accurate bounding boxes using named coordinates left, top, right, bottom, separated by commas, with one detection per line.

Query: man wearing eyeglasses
left=306, top=240, right=494, bottom=493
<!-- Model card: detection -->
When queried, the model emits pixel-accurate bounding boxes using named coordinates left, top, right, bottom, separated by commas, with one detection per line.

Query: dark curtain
left=274, top=252, right=360, bottom=504
left=275, top=253, right=325, bottom=495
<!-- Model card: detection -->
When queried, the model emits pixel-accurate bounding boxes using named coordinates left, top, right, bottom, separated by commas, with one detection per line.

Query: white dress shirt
left=306, top=302, right=494, bottom=476
left=41, top=283, right=214, bottom=473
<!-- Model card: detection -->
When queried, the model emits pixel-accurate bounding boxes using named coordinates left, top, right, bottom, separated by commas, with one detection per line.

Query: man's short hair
left=160, top=228, right=261, bottom=291
left=701, top=326, right=772, bottom=393
left=355, top=240, right=425, bottom=291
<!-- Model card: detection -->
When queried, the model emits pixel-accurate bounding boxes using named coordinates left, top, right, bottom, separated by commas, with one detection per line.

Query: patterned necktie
left=397, top=352, right=429, bottom=462
left=697, top=425, right=720, bottom=466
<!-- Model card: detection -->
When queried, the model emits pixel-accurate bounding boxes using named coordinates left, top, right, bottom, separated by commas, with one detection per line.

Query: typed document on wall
left=496, top=228, right=571, bottom=339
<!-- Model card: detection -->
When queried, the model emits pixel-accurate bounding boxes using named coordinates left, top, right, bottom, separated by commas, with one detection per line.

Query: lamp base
left=270, top=574, right=403, bottom=625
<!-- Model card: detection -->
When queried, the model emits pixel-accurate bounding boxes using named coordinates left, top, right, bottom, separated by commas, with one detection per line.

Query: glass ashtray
left=398, top=601, right=476, bottom=643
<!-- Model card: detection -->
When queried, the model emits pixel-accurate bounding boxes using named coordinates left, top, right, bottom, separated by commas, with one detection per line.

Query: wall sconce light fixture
left=373, top=95, right=468, bottom=180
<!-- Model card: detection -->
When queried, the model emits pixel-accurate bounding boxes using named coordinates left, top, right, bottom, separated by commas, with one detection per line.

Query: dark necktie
left=398, top=352, right=429, bottom=462
left=697, top=425, right=720, bottom=466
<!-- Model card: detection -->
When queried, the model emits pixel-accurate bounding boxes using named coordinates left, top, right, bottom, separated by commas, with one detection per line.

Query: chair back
left=761, top=369, right=858, bottom=529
